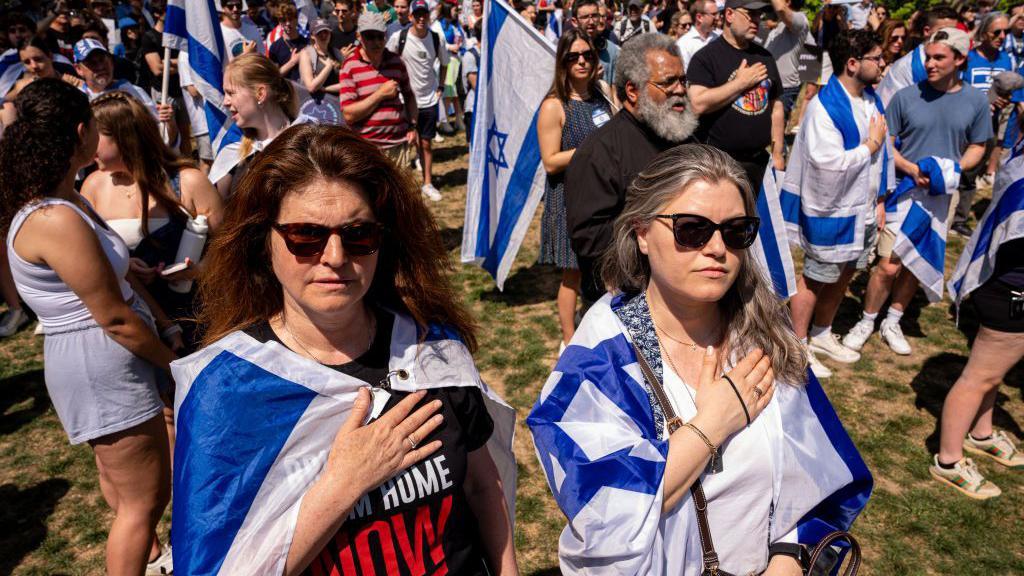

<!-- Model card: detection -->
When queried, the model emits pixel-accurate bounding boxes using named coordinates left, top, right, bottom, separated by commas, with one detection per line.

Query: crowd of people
left=0, top=0, right=1021, bottom=574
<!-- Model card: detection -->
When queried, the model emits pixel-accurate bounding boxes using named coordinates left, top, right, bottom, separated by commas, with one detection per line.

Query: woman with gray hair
left=528, top=144, right=872, bottom=575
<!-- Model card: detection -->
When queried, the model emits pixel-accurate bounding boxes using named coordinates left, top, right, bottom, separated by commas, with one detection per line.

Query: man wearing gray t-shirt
left=844, top=28, right=991, bottom=357
left=764, top=0, right=809, bottom=117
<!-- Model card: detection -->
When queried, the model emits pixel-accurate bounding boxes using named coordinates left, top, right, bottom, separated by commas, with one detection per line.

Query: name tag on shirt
left=592, top=108, right=611, bottom=127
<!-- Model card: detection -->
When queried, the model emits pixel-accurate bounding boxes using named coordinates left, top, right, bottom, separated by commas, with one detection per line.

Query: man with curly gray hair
left=565, top=33, right=697, bottom=304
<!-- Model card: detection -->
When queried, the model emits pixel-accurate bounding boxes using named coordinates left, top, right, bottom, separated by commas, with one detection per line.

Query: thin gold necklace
left=281, top=310, right=376, bottom=364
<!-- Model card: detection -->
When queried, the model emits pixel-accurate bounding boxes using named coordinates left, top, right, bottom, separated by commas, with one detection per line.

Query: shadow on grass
left=433, top=142, right=469, bottom=164
left=0, top=478, right=71, bottom=574
left=480, top=262, right=562, bottom=306
left=440, top=226, right=463, bottom=252
left=434, top=167, right=468, bottom=190
left=0, top=369, right=49, bottom=436
left=526, top=568, right=561, bottom=576
left=912, top=351, right=1024, bottom=453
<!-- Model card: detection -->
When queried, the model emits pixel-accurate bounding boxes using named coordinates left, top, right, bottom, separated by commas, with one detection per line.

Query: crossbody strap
left=630, top=340, right=722, bottom=575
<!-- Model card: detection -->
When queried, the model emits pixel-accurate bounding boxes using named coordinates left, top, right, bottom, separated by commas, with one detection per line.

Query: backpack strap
left=398, top=26, right=409, bottom=56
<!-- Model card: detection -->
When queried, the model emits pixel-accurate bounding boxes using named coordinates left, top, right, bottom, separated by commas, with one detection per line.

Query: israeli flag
left=751, top=165, right=797, bottom=299
left=164, top=0, right=242, bottom=155
left=527, top=294, right=872, bottom=575
left=545, top=8, right=562, bottom=45
left=877, top=44, right=926, bottom=106
left=461, top=0, right=555, bottom=289
left=949, top=142, right=1024, bottom=306
left=886, top=157, right=961, bottom=302
left=170, top=314, right=516, bottom=574
left=0, top=49, right=24, bottom=99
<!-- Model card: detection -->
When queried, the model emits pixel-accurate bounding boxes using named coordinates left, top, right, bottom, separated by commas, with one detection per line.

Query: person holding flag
left=844, top=28, right=990, bottom=356
left=783, top=29, right=893, bottom=379
left=930, top=134, right=1024, bottom=499
left=529, top=144, right=872, bottom=575
left=173, top=124, right=518, bottom=575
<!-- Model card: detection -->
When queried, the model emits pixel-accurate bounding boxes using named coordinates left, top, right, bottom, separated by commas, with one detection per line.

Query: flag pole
left=160, top=46, right=171, bottom=142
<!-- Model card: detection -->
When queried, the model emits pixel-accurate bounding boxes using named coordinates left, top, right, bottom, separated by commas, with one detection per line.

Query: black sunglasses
left=272, top=221, right=385, bottom=258
left=654, top=213, right=760, bottom=249
left=563, top=49, right=597, bottom=63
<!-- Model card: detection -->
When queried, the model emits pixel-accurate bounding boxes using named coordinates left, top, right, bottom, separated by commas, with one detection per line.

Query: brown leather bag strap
left=807, top=530, right=861, bottom=576
left=630, top=340, right=721, bottom=575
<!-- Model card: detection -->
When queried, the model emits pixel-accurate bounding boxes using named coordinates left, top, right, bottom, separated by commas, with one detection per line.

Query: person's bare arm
left=538, top=98, right=573, bottom=175
left=770, top=98, right=786, bottom=169
left=960, top=142, right=987, bottom=172
left=14, top=205, right=176, bottom=370
left=463, top=447, right=519, bottom=575
left=771, top=0, right=795, bottom=28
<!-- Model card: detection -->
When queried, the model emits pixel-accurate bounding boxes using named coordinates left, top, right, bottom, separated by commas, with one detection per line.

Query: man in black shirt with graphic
left=565, top=34, right=698, bottom=303
left=687, top=0, right=785, bottom=188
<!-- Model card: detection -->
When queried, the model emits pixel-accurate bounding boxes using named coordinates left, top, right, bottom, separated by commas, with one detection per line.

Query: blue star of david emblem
left=486, top=118, right=509, bottom=172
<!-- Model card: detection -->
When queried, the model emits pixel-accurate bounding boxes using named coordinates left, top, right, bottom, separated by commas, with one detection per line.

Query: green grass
left=1, top=134, right=1022, bottom=574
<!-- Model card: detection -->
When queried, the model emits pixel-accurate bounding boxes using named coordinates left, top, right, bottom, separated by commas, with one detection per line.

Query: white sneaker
left=0, top=308, right=30, bottom=338
left=841, top=319, right=875, bottom=352
left=929, top=456, right=1001, bottom=500
left=808, top=350, right=832, bottom=379
left=880, top=319, right=912, bottom=355
left=809, top=331, right=861, bottom=364
left=414, top=157, right=422, bottom=171
left=146, top=545, right=173, bottom=575
left=421, top=183, right=442, bottom=202
left=433, top=132, right=445, bottom=144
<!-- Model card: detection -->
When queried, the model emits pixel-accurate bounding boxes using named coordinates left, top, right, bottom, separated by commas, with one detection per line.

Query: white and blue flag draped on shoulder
left=782, top=75, right=894, bottom=265
left=949, top=141, right=1024, bottom=306
left=751, top=164, right=797, bottom=299
left=527, top=294, right=872, bottom=575
left=0, top=49, right=24, bottom=99
left=877, top=44, right=926, bottom=106
left=462, top=0, right=555, bottom=289
left=169, top=314, right=516, bottom=575
left=163, top=0, right=242, bottom=154
left=886, top=157, right=960, bottom=301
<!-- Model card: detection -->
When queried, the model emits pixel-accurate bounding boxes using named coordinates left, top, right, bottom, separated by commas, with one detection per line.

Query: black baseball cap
left=725, top=0, right=769, bottom=10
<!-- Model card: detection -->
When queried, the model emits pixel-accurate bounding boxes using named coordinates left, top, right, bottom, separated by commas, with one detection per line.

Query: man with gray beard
left=565, top=34, right=698, bottom=303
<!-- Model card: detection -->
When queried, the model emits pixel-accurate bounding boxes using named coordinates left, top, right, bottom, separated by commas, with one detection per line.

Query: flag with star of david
left=461, top=0, right=555, bottom=289
left=527, top=294, right=873, bottom=575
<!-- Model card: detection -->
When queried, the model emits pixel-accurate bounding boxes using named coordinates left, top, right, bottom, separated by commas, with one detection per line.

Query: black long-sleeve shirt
left=564, top=109, right=680, bottom=300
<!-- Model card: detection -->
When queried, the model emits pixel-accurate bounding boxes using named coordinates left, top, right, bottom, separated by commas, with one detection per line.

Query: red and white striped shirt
left=265, top=24, right=284, bottom=55
left=338, top=47, right=412, bottom=146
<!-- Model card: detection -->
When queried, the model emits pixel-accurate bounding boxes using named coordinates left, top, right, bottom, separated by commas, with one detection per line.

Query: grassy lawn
left=1, top=134, right=1022, bottom=575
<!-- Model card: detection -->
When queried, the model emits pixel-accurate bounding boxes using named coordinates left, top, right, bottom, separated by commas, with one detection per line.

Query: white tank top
left=6, top=197, right=135, bottom=329
left=107, top=217, right=172, bottom=250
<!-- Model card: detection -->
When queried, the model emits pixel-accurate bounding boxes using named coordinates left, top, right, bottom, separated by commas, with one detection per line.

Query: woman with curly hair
left=0, top=78, right=175, bottom=575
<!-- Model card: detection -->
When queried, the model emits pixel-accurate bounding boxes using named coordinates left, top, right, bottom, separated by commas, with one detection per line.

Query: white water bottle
left=169, top=214, right=209, bottom=294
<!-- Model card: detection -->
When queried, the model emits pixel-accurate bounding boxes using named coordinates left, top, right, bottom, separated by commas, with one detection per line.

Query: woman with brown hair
left=208, top=53, right=301, bottom=198
left=170, top=123, right=518, bottom=576
left=878, top=18, right=908, bottom=68
left=537, top=28, right=613, bottom=351
left=82, top=91, right=224, bottom=354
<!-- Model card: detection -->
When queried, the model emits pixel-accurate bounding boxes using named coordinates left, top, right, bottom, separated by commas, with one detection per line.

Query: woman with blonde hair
left=208, top=53, right=301, bottom=197
left=537, top=28, right=613, bottom=350
left=528, top=144, right=872, bottom=575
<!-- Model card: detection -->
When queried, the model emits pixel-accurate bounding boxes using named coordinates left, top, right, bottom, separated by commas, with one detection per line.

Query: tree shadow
left=433, top=143, right=469, bottom=164
left=0, top=478, right=71, bottom=574
left=972, top=197, right=991, bottom=222
left=526, top=568, right=561, bottom=576
left=0, top=369, right=49, bottom=436
left=480, top=262, right=563, bottom=306
left=440, top=226, right=464, bottom=252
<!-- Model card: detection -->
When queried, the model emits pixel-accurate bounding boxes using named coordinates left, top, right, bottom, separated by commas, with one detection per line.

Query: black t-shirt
left=331, top=27, right=359, bottom=53
left=686, top=36, right=782, bottom=156
left=268, top=35, right=310, bottom=81
left=243, top=310, right=496, bottom=576
left=138, top=28, right=183, bottom=97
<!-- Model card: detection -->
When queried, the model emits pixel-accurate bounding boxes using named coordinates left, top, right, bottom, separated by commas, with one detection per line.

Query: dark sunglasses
left=654, top=213, right=760, bottom=249
left=361, top=31, right=385, bottom=41
left=272, top=221, right=385, bottom=258
left=563, top=49, right=597, bottom=63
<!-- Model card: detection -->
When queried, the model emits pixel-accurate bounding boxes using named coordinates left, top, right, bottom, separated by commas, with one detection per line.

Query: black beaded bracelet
left=722, top=374, right=751, bottom=427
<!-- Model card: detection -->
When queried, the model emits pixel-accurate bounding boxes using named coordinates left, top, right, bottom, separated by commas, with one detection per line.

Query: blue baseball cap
left=118, top=16, right=139, bottom=28
left=410, top=0, right=429, bottom=13
left=73, top=38, right=109, bottom=63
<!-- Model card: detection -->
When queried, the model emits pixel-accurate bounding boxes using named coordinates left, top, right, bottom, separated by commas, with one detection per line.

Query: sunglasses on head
left=654, top=213, right=760, bottom=249
left=272, top=221, right=385, bottom=258
left=563, top=49, right=597, bottom=63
